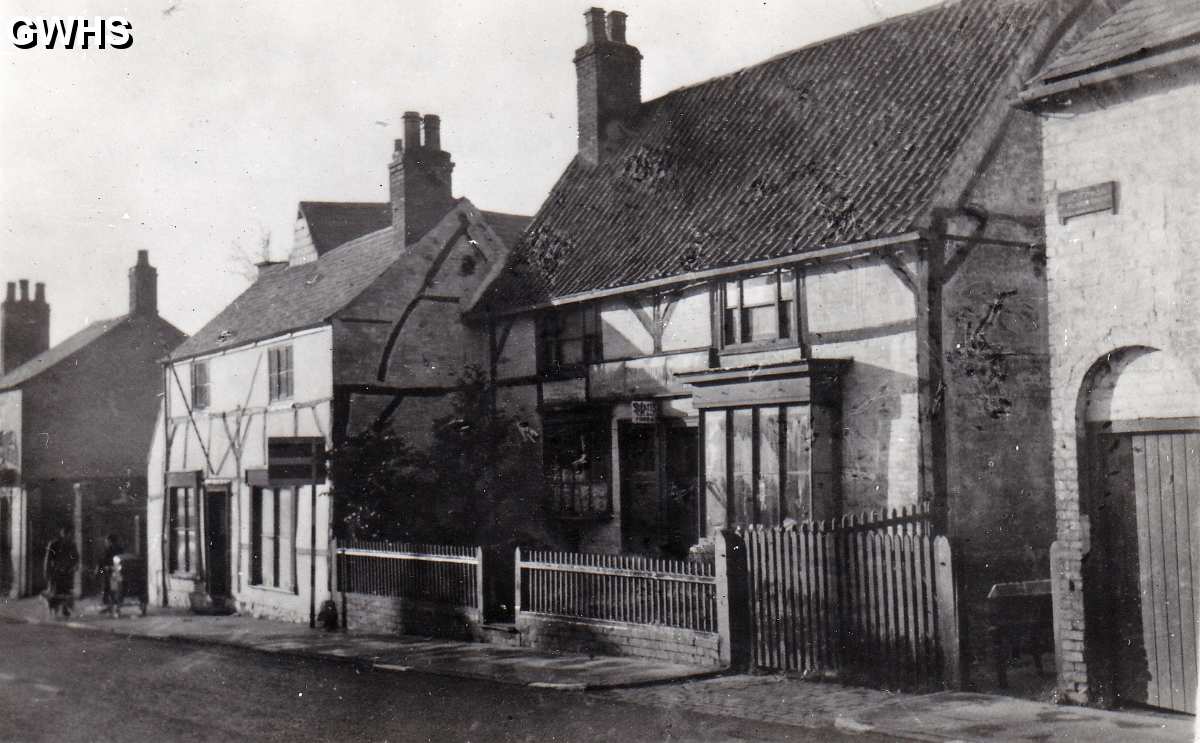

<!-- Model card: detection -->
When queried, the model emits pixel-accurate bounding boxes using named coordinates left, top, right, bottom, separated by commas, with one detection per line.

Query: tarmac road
left=0, top=621, right=892, bottom=743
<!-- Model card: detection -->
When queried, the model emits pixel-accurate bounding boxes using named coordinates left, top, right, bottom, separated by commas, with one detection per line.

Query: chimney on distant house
left=388, top=111, right=456, bottom=247
left=128, top=250, right=159, bottom=316
left=0, top=279, right=50, bottom=374
left=575, top=8, right=641, bottom=165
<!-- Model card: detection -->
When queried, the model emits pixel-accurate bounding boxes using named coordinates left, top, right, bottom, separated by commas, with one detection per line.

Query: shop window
left=168, top=486, right=198, bottom=574
left=544, top=418, right=611, bottom=517
left=268, top=345, right=294, bottom=401
left=250, top=486, right=296, bottom=591
left=721, top=269, right=796, bottom=348
left=539, top=305, right=602, bottom=376
left=190, top=361, right=210, bottom=410
left=703, top=405, right=813, bottom=527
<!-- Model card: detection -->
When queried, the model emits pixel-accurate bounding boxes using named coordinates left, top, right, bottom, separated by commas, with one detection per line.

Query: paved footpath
left=2, top=596, right=1195, bottom=742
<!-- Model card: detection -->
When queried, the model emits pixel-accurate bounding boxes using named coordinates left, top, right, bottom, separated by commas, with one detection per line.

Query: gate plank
left=1184, top=432, right=1200, bottom=713
left=1160, top=434, right=1185, bottom=711
left=1136, top=434, right=1164, bottom=708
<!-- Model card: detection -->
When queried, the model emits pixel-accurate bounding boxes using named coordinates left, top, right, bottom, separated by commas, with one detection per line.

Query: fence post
left=934, top=536, right=963, bottom=689
left=513, top=547, right=522, bottom=619
left=716, top=529, right=751, bottom=670
left=475, top=546, right=485, bottom=623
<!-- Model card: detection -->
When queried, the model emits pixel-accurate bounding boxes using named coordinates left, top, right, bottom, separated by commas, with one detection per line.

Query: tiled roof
left=0, top=316, right=126, bottom=389
left=485, top=0, right=1048, bottom=310
left=299, top=202, right=392, bottom=257
left=1035, top=0, right=1200, bottom=83
left=169, top=226, right=399, bottom=360
left=169, top=205, right=531, bottom=361
left=480, top=210, right=532, bottom=251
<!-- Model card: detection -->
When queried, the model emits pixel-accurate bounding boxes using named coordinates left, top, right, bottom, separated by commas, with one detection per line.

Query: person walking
left=43, top=526, right=79, bottom=618
left=97, top=534, right=124, bottom=612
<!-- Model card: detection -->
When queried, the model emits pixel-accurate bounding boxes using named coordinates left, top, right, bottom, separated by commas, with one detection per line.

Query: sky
left=1, top=0, right=940, bottom=343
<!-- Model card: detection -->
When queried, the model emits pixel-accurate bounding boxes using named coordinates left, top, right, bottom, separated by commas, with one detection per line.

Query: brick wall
left=518, top=613, right=722, bottom=667
left=1041, top=78, right=1200, bottom=704
left=342, top=591, right=481, bottom=640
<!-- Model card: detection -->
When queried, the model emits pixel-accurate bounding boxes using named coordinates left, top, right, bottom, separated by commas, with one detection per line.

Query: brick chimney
left=575, top=8, right=641, bottom=165
left=1, top=279, right=50, bottom=374
left=128, top=250, right=158, bottom=316
left=388, top=111, right=456, bottom=247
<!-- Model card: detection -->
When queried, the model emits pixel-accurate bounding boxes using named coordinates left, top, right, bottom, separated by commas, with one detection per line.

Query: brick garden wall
left=342, top=591, right=481, bottom=640
left=1041, top=78, right=1200, bottom=704
left=517, top=613, right=722, bottom=667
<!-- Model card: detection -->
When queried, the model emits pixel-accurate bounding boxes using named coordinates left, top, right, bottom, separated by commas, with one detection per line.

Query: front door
left=204, top=490, right=231, bottom=598
left=1092, top=423, right=1198, bottom=713
left=619, top=422, right=658, bottom=555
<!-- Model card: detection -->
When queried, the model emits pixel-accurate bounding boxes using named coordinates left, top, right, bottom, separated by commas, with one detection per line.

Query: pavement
left=2, top=595, right=1196, bottom=742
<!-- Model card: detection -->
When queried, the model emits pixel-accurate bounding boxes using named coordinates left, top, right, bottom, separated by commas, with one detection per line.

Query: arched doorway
left=1078, top=347, right=1199, bottom=713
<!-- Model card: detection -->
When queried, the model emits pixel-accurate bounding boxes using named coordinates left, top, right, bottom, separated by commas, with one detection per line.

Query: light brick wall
left=1042, top=79, right=1200, bottom=704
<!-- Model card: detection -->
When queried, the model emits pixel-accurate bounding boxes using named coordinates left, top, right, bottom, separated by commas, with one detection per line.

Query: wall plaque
left=631, top=400, right=657, bottom=424
left=1057, top=181, right=1117, bottom=224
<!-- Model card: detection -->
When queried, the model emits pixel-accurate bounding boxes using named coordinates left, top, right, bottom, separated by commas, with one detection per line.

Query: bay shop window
left=250, top=485, right=296, bottom=592
left=679, top=360, right=848, bottom=532
left=543, top=413, right=611, bottom=518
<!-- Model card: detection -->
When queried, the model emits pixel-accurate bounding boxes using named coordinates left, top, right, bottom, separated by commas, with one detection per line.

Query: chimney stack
left=128, top=249, right=158, bottom=316
left=388, top=111, right=456, bottom=248
left=1, top=277, right=50, bottom=374
left=575, top=8, right=641, bottom=165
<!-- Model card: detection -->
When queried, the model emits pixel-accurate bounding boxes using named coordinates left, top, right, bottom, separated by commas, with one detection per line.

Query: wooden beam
left=622, top=295, right=659, bottom=346
left=881, top=251, right=917, bottom=296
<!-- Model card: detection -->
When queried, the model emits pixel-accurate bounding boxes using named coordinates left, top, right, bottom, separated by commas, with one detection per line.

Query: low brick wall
left=342, top=591, right=480, bottom=640
left=517, top=613, right=722, bottom=668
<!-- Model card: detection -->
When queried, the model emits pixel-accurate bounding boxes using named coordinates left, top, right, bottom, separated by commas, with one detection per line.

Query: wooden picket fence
left=516, top=549, right=718, bottom=632
left=738, top=504, right=960, bottom=690
left=335, top=540, right=483, bottom=612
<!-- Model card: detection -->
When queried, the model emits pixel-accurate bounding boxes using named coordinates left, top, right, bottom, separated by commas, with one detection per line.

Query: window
left=190, top=361, right=210, bottom=410
left=268, top=345, right=293, bottom=401
left=539, top=305, right=602, bottom=375
left=703, top=405, right=812, bottom=528
left=721, top=269, right=796, bottom=347
left=250, top=486, right=296, bottom=591
left=543, top=418, right=611, bottom=517
left=168, top=486, right=198, bottom=574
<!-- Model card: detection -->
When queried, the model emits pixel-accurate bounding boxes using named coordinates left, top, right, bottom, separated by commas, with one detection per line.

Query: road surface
left=0, top=621, right=890, bottom=742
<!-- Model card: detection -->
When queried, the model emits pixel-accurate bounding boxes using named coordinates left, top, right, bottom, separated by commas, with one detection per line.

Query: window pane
left=560, top=339, right=584, bottom=365
left=741, top=273, right=775, bottom=306
left=779, top=300, right=793, bottom=339
left=758, top=407, right=781, bottom=526
left=780, top=271, right=795, bottom=300
left=278, top=488, right=295, bottom=592
left=784, top=406, right=812, bottom=522
left=732, top=409, right=754, bottom=526
left=723, top=309, right=738, bottom=345
left=704, top=412, right=728, bottom=532
left=559, top=309, right=583, bottom=337
left=724, top=280, right=740, bottom=309
left=742, top=304, right=778, bottom=342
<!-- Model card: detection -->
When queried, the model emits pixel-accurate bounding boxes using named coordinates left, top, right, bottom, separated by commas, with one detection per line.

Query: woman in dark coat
left=43, top=526, right=79, bottom=617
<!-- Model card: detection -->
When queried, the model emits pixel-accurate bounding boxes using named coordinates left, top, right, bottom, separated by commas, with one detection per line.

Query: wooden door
left=1095, top=424, right=1198, bottom=713
left=204, top=490, right=231, bottom=598
left=619, top=422, right=659, bottom=555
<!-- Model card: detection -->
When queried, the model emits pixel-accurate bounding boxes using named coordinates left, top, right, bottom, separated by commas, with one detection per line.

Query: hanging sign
left=631, top=400, right=657, bottom=425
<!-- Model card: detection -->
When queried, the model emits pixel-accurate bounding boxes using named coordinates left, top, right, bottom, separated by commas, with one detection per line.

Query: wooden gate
left=739, top=505, right=959, bottom=690
left=1093, top=421, right=1198, bottom=714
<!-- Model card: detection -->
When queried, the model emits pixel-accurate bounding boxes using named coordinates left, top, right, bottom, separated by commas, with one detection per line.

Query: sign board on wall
left=1057, top=181, right=1117, bottom=224
left=631, top=400, right=657, bottom=424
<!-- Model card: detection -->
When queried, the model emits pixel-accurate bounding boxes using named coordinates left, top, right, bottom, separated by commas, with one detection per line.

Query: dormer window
left=538, top=305, right=602, bottom=376
left=721, top=269, right=796, bottom=348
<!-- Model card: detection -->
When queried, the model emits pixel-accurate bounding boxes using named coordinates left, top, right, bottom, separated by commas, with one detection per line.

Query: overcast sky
left=1, top=0, right=940, bottom=343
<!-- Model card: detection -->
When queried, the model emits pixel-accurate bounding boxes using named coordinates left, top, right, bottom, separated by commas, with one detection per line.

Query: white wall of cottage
left=149, top=325, right=334, bottom=622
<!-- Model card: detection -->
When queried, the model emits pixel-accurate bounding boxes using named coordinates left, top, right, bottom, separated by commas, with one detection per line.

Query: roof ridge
left=641, top=0, right=983, bottom=107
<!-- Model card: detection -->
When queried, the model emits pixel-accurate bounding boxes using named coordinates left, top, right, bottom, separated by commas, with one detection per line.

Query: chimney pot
left=423, top=114, right=441, bottom=152
left=608, top=11, right=627, bottom=44
left=403, top=111, right=422, bottom=151
left=18, top=280, right=28, bottom=301
left=4, top=283, right=13, bottom=302
left=34, top=283, right=45, bottom=303
left=585, top=7, right=608, bottom=44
